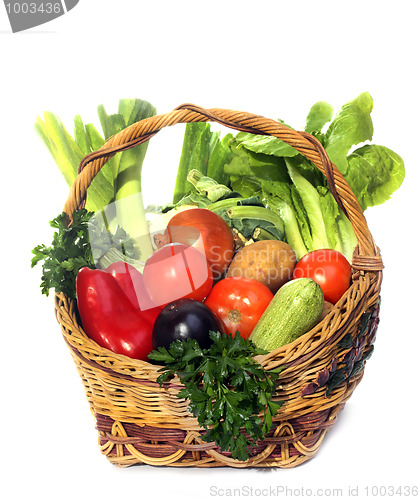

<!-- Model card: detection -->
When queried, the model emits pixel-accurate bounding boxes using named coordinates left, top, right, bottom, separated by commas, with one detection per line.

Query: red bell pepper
left=76, top=262, right=161, bottom=361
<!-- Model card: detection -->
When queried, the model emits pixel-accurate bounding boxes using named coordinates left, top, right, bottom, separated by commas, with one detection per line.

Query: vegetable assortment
left=32, top=93, right=405, bottom=460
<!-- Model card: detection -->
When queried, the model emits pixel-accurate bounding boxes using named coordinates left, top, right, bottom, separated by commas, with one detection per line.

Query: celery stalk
left=263, top=192, right=308, bottom=260
left=226, top=205, right=285, bottom=232
left=173, top=123, right=217, bottom=204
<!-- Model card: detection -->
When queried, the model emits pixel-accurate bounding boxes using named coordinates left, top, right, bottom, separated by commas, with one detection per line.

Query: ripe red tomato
left=292, top=249, right=351, bottom=304
left=204, top=277, right=273, bottom=339
left=143, top=243, right=213, bottom=307
left=166, top=208, right=235, bottom=281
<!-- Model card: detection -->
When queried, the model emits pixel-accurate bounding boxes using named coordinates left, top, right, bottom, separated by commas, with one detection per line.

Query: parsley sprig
left=31, top=210, right=95, bottom=299
left=31, top=209, right=138, bottom=299
left=149, top=331, right=283, bottom=461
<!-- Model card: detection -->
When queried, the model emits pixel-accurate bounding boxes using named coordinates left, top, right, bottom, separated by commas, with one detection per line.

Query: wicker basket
left=55, top=104, right=384, bottom=468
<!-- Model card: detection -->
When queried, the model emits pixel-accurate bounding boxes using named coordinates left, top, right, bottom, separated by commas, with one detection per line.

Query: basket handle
left=63, top=104, right=383, bottom=266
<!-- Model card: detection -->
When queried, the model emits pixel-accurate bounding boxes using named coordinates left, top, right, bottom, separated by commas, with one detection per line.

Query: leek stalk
left=35, top=99, right=158, bottom=265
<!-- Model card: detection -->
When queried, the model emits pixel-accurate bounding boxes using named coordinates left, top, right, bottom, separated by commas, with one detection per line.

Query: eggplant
left=152, top=298, right=224, bottom=350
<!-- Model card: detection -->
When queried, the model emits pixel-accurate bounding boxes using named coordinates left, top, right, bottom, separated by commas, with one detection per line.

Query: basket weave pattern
left=55, top=105, right=383, bottom=468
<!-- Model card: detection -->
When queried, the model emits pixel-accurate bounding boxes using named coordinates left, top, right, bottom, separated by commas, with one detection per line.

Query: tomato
left=292, top=249, right=351, bottom=304
left=166, top=208, right=235, bottom=281
left=143, top=243, right=213, bottom=307
left=204, top=277, right=273, bottom=339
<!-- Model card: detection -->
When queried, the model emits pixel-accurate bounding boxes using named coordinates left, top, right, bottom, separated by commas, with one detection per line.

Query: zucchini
left=249, top=278, right=324, bottom=351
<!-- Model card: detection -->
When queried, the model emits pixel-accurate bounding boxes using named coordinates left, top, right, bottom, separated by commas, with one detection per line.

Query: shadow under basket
left=55, top=104, right=384, bottom=468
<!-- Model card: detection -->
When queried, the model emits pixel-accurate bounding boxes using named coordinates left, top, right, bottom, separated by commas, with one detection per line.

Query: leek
left=35, top=99, right=157, bottom=264
left=35, top=112, right=114, bottom=213
left=102, top=99, right=157, bottom=263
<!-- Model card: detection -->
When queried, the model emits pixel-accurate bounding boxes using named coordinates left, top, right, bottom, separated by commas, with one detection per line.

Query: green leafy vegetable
left=344, top=144, right=405, bottom=211
left=31, top=209, right=138, bottom=299
left=31, top=210, right=95, bottom=299
left=324, top=92, right=374, bottom=174
left=224, top=139, right=286, bottom=182
left=317, top=186, right=344, bottom=254
left=235, top=126, right=299, bottom=158
left=285, top=158, right=330, bottom=249
left=305, top=101, right=334, bottom=135
left=148, top=331, right=283, bottom=461
left=217, top=92, right=404, bottom=262
left=206, top=133, right=234, bottom=186
left=262, top=184, right=309, bottom=259
left=187, top=169, right=232, bottom=202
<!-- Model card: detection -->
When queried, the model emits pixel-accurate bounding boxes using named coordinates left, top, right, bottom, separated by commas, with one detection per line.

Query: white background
left=1, top=1, right=419, bottom=499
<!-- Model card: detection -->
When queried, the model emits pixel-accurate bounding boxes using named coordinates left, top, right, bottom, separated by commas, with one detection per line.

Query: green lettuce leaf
left=325, top=92, right=374, bottom=174
left=290, top=185, right=314, bottom=251
left=317, top=186, right=344, bottom=255
left=344, top=144, right=405, bottom=211
left=224, top=139, right=287, bottom=182
left=207, top=133, right=234, bottom=186
left=337, top=212, right=358, bottom=262
left=230, top=176, right=262, bottom=198
left=235, top=127, right=299, bottom=158
left=285, top=158, right=329, bottom=249
left=305, top=101, right=334, bottom=135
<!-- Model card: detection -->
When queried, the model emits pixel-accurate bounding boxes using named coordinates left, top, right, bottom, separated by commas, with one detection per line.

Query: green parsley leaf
left=149, top=331, right=284, bottom=461
left=31, top=210, right=95, bottom=299
left=31, top=208, right=138, bottom=300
